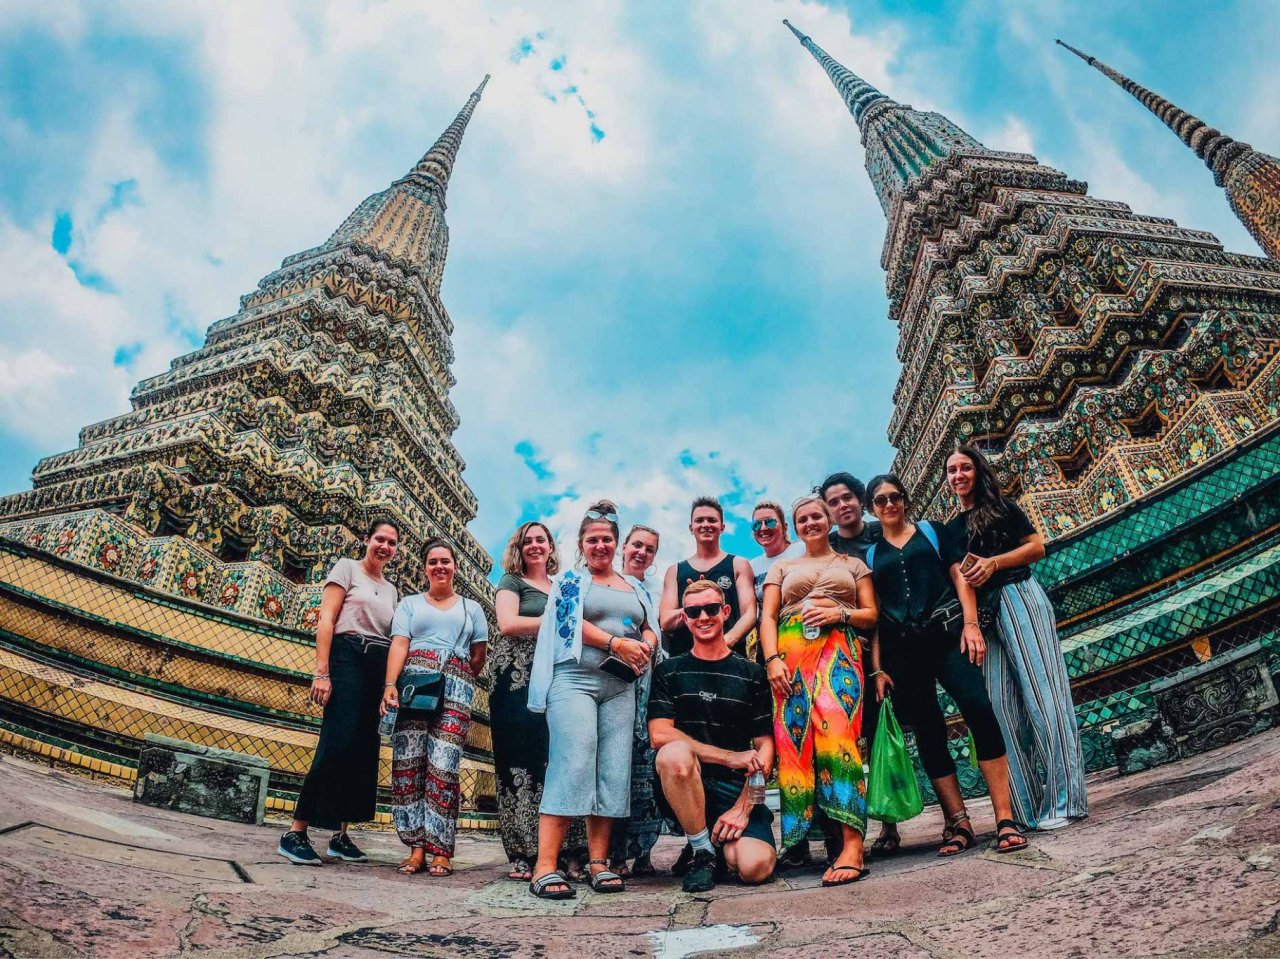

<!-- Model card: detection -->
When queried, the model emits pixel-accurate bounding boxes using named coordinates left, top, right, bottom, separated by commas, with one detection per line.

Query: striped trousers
left=391, top=651, right=475, bottom=857
left=986, top=577, right=1088, bottom=828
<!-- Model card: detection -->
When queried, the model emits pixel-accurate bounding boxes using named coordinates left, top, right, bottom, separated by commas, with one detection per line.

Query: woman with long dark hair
left=278, top=518, right=401, bottom=866
left=864, top=475, right=1029, bottom=856
left=945, top=445, right=1087, bottom=829
left=381, top=539, right=488, bottom=877
left=492, top=521, right=587, bottom=881
left=526, top=500, right=660, bottom=899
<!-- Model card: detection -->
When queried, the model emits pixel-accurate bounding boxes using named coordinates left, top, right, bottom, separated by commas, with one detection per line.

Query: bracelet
left=869, top=669, right=884, bottom=678
left=993, top=557, right=1001, bottom=570
left=313, top=673, right=330, bottom=681
left=607, top=636, right=616, bottom=655
left=384, top=682, right=396, bottom=689
left=964, top=620, right=979, bottom=627
left=764, top=653, right=782, bottom=665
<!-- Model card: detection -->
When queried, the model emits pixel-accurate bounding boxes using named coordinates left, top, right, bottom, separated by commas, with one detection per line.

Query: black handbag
left=394, top=598, right=471, bottom=715
left=396, top=673, right=445, bottom=715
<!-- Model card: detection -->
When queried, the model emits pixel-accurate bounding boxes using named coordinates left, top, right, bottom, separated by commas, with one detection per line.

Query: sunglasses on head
left=682, top=602, right=724, bottom=621
left=584, top=509, right=618, bottom=523
left=872, top=491, right=905, bottom=508
left=751, top=517, right=780, bottom=532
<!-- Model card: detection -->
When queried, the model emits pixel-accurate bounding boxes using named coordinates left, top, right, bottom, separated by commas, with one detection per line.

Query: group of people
left=278, top=445, right=1088, bottom=899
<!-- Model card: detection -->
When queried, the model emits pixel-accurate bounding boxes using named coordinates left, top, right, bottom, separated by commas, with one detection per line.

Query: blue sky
left=1, top=0, right=1277, bottom=577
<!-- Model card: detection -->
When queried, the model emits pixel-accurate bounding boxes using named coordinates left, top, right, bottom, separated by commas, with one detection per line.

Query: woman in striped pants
left=944, top=445, right=1088, bottom=830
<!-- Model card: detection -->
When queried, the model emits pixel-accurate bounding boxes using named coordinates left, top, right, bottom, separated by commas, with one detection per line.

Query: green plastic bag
left=866, top=697, right=924, bottom=823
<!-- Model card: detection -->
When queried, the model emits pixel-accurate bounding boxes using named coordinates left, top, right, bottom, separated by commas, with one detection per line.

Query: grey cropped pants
left=540, top=647, right=637, bottom=819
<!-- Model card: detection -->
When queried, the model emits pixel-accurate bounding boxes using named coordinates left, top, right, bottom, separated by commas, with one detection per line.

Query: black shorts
left=656, top=771, right=776, bottom=848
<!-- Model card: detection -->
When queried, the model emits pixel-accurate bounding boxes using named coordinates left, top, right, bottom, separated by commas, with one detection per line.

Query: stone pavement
left=2, top=731, right=1279, bottom=959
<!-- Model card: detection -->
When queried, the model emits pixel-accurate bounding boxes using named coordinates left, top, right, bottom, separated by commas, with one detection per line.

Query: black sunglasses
left=682, top=602, right=724, bottom=621
left=872, top=491, right=905, bottom=508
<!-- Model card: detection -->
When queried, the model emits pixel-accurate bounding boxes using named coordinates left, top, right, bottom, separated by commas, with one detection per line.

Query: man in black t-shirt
left=649, top=579, right=776, bottom=893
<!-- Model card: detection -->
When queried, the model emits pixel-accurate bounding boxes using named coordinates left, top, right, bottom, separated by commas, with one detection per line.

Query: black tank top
left=666, top=554, right=742, bottom=657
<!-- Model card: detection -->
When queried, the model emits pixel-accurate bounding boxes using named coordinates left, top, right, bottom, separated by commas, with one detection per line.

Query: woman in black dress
left=491, top=521, right=587, bottom=880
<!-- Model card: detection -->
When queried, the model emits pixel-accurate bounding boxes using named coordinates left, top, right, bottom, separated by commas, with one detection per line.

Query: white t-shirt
left=750, top=541, right=805, bottom=605
left=390, top=594, right=489, bottom=659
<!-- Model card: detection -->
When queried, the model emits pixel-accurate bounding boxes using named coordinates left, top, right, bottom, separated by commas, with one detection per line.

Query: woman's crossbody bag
left=396, top=598, right=472, bottom=716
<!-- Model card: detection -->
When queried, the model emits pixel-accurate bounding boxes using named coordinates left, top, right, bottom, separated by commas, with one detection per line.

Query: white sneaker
left=1036, top=816, right=1070, bottom=830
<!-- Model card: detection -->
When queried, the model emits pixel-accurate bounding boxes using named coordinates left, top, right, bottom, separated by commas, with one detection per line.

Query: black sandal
left=821, top=865, right=870, bottom=887
left=995, top=819, right=1029, bottom=854
left=869, top=831, right=902, bottom=858
left=938, top=813, right=975, bottom=858
left=529, top=871, right=576, bottom=900
left=585, top=859, right=625, bottom=893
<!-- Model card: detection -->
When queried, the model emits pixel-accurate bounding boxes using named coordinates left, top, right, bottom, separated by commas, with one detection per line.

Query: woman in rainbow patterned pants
left=758, top=495, right=879, bottom=888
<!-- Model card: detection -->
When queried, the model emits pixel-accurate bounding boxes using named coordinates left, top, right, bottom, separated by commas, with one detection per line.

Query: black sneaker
left=671, top=842, right=694, bottom=877
left=277, top=830, right=322, bottom=866
left=682, top=849, right=717, bottom=893
left=327, top=832, right=367, bottom=862
left=713, top=847, right=730, bottom=882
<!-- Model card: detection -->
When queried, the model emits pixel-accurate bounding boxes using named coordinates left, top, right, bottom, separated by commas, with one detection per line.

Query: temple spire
left=782, top=20, right=982, bottom=214
left=408, top=74, right=491, bottom=192
left=782, top=19, right=894, bottom=127
left=1055, top=41, right=1247, bottom=182
left=1057, top=40, right=1279, bottom=260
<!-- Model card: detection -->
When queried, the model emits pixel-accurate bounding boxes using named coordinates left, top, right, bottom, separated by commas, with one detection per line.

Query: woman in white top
left=382, top=539, right=488, bottom=877
left=278, top=519, right=400, bottom=867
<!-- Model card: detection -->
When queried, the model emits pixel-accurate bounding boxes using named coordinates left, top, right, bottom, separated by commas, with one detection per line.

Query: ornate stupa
left=0, top=79, right=498, bottom=820
left=1057, top=40, right=1280, bottom=262
left=784, top=21, right=1280, bottom=771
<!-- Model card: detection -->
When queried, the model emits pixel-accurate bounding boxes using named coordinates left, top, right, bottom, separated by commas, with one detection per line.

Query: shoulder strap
left=457, top=597, right=471, bottom=644
left=918, top=520, right=943, bottom=559
left=865, top=542, right=877, bottom=568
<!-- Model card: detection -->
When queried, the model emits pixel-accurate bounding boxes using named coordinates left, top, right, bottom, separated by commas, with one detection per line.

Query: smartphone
left=960, top=553, right=980, bottom=573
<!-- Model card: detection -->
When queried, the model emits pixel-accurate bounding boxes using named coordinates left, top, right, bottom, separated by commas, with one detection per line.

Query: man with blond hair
left=649, top=579, right=776, bottom=892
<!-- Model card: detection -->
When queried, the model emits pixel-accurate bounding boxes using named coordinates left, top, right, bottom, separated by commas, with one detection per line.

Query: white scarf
left=527, top=567, right=663, bottom=714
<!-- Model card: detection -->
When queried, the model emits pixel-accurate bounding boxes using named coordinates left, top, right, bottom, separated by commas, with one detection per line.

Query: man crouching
left=648, top=578, right=777, bottom=892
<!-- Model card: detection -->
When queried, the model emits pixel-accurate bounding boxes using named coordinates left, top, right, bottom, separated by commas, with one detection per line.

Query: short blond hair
left=753, top=500, right=788, bottom=528
left=501, top=521, right=561, bottom=576
left=681, top=578, right=725, bottom=605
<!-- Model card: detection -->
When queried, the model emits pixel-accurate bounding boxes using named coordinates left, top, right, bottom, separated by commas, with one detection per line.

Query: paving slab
left=1, top=730, right=1279, bottom=959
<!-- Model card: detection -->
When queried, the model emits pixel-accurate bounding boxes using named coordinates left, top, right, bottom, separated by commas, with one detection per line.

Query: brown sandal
left=398, top=852, right=426, bottom=875
left=428, top=856, right=454, bottom=877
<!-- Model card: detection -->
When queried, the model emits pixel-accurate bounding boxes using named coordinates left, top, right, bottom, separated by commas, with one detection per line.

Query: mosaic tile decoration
left=787, top=22, right=1280, bottom=542
left=1057, top=40, right=1280, bottom=261
left=0, top=77, right=496, bottom=617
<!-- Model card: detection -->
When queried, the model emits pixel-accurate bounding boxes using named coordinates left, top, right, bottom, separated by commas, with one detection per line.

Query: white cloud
left=0, top=216, right=138, bottom=442
left=990, top=115, right=1035, bottom=155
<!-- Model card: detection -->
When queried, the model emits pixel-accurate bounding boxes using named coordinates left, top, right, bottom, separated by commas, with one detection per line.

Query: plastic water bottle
left=746, top=770, right=766, bottom=806
left=802, top=600, right=821, bottom=640
left=621, top=616, right=641, bottom=642
left=378, top=706, right=397, bottom=741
